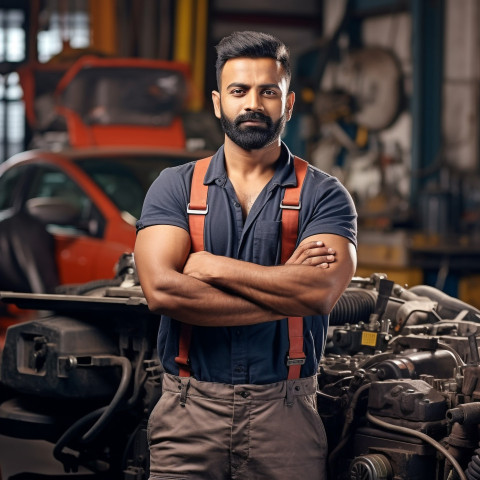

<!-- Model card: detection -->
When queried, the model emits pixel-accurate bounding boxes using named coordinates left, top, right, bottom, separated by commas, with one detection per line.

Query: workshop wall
left=443, top=0, right=480, bottom=172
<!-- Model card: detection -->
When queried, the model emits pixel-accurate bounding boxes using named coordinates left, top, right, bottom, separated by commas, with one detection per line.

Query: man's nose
left=244, top=91, right=263, bottom=111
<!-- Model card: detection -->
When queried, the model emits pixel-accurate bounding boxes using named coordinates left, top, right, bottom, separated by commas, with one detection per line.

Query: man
left=135, top=31, right=357, bottom=479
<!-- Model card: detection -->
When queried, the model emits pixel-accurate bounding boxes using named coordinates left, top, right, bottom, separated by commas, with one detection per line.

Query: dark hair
left=215, top=31, right=291, bottom=89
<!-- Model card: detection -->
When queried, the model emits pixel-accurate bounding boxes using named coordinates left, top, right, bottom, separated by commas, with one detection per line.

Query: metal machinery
left=1, top=256, right=480, bottom=479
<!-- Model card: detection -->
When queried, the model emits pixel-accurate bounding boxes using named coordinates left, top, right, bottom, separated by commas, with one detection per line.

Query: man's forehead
left=221, top=57, right=287, bottom=82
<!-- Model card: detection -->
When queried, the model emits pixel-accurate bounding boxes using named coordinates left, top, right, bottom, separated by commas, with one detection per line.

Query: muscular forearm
left=185, top=256, right=333, bottom=316
left=142, top=268, right=285, bottom=327
left=135, top=226, right=351, bottom=325
left=184, top=239, right=356, bottom=317
left=135, top=225, right=285, bottom=327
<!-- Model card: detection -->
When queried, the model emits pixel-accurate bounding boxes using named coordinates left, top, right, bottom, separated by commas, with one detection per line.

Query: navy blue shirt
left=137, top=143, right=357, bottom=384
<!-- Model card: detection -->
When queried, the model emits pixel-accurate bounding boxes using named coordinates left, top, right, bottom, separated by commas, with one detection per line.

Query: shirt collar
left=203, top=142, right=298, bottom=189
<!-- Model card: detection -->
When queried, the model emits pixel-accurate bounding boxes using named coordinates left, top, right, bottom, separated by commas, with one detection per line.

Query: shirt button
left=234, top=365, right=244, bottom=373
left=233, top=201, right=240, bottom=208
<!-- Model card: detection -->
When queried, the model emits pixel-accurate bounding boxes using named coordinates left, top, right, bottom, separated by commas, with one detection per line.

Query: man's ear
left=212, top=90, right=221, bottom=119
left=286, top=91, right=295, bottom=121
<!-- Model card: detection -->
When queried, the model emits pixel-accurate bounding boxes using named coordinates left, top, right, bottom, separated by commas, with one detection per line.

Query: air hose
left=466, top=449, right=480, bottom=480
left=329, top=288, right=377, bottom=326
left=409, top=285, right=480, bottom=322
left=446, top=403, right=480, bottom=480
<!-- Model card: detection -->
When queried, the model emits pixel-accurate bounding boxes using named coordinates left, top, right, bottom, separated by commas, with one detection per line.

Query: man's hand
left=286, top=241, right=336, bottom=268
left=183, top=241, right=336, bottom=282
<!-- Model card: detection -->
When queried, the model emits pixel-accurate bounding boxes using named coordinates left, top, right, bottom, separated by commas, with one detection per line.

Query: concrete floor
left=0, top=435, right=93, bottom=478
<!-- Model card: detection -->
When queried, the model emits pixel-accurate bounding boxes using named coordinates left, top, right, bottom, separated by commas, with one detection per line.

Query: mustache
left=234, top=112, right=272, bottom=126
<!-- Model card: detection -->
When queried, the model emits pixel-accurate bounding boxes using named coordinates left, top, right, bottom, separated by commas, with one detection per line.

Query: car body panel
left=0, top=147, right=211, bottom=285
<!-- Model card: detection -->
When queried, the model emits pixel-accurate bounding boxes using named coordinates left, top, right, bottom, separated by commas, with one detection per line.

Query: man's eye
left=263, top=90, right=277, bottom=96
left=231, top=89, right=245, bottom=95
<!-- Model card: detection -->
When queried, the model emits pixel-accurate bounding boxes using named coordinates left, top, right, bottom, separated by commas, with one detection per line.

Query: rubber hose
left=53, top=406, right=106, bottom=469
left=466, top=449, right=480, bottom=480
left=366, top=412, right=467, bottom=480
left=329, top=289, right=377, bottom=326
left=409, top=285, right=480, bottom=322
left=81, top=356, right=132, bottom=443
left=53, top=355, right=133, bottom=465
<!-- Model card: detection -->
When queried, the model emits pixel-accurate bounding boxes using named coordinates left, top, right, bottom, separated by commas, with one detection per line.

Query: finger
left=301, top=244, right=331, bottom=256
left=301, top=241, right=325, bottom=251
left=286, top=241, right=332, bottom=264
left=299, top=249, right=335, bottom=262
left=286, top=242, right=323, bottom=264
left=285, top=252, right=301, bottom=264
left=304, top=255, right=335, bottom=266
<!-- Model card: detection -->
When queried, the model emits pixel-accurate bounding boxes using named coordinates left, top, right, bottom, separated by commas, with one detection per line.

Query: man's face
left=212, top=57, right=294, bottom=151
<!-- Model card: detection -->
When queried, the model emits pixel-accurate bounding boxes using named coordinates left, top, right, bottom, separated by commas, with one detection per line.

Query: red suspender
left=174, top=322, right=192, bottom=377
left=281, top=157, right=309, bottom=379
left=280, top=157, right=309, bottom=261
left=176, top=156, right=309, bottom=379
left=187, top=157, right=211, bottom=252
left=174, top=157, right=212, bottom=377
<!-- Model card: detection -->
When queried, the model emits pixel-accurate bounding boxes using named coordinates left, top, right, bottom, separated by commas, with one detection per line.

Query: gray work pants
left=148, top=373, right=328, bottom=479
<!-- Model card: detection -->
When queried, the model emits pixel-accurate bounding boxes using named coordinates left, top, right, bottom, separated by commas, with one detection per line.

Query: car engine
left=321, top=274, right=480, bottom=480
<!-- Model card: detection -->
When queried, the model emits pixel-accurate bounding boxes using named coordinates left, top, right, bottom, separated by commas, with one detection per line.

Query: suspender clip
left=286, top=355, right=306, bottom=366
left=179, top=378, right=190, bottom=407
left=280, top=200, right=301, bottom=210
left=187, top=203, right=209, bottom=215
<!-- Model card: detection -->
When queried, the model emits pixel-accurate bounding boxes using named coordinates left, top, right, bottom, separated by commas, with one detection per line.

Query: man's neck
left=223, top=136, right=282, bottom=177
left=222, top=137, right=283, bottom=218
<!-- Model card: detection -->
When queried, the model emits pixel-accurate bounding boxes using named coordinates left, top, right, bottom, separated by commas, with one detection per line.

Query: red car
left=0, top=55, right=209, bottom=285
left=0, top=147, right=206, bottom=285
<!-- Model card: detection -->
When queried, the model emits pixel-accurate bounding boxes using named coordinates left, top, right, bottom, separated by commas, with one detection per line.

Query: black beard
left=219, top=108, right=287, bottom=151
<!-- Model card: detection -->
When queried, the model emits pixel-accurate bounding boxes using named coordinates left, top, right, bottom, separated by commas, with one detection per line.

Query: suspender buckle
left=280, top=200, right=301, bottom=210
left=286, top=354, right=306, bottom=366
left=187, top=203, right=208, bottom=215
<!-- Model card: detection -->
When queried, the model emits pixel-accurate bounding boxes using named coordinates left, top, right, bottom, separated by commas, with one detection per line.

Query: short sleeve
left=299, top=170, right=357, bottom=248
left=136, top=162, right=194, bottom=233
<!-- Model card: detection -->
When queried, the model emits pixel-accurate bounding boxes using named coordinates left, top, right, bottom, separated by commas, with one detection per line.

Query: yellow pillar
left=173, top=0, right=194, bottom=64
left=89, top=0, right=117, bottom=56
left=174, top=0, right=208, bottom=111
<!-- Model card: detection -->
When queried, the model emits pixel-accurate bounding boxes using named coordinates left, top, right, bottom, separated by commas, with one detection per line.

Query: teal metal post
left=411, top=0, right=445, bottom=210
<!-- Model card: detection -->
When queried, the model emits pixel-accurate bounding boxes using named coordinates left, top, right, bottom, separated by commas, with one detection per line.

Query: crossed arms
left=134, top=224, right=356, bottom=327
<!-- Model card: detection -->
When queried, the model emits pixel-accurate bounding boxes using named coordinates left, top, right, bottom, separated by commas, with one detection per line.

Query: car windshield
left=75, top=154, right=193, bottom=220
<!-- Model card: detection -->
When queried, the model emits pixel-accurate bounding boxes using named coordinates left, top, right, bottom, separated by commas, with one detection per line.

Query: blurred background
left=0, top=0, right=479, bottom=306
